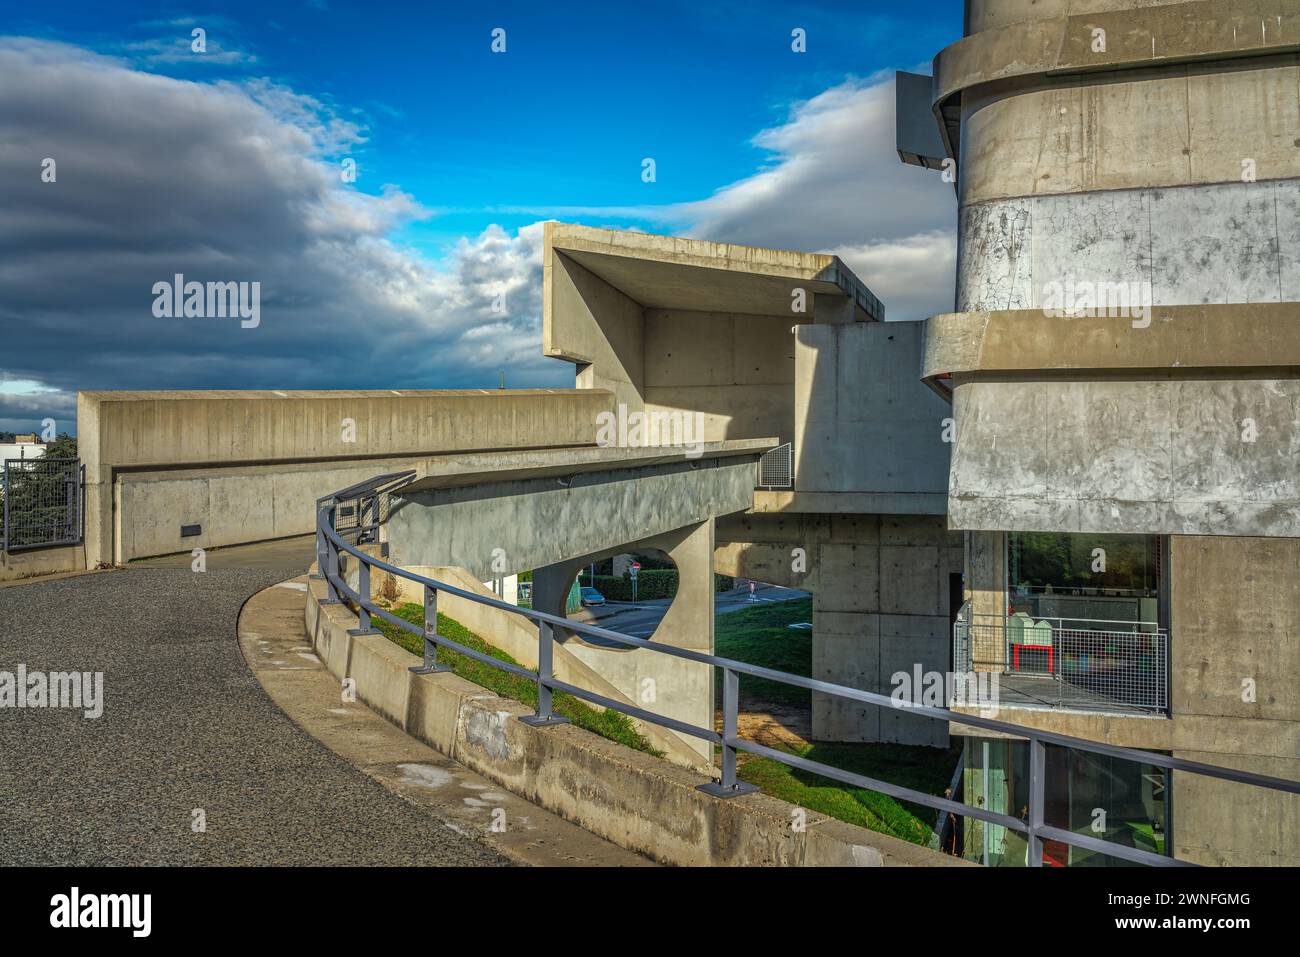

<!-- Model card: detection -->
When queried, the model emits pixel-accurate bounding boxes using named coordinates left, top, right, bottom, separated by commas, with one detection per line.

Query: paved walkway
left=0, top=547, right=513, bottom=865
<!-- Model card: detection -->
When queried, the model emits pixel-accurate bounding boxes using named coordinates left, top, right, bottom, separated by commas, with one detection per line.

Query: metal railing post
left=311, top=503, right=328, bottom=580
left=1, top=460, right=9, bottom=553
left=520, top=620, right=570, bottom=727
left=320, top=505, right=343, bottom=605
left=699, top=666, right=758, bottom=798
left=409, top=583, right=451, bottom=675
left=1027, top=737, right=1046, bottom=867
left=347, top=558, right=378, bottom=636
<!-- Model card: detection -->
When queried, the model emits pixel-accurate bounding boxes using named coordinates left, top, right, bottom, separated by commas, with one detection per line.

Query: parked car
left=580, top=586, right=606, bottom=607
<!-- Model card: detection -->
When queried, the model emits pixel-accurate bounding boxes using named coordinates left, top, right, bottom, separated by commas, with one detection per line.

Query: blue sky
left=0, top=1, right=964, bottom=432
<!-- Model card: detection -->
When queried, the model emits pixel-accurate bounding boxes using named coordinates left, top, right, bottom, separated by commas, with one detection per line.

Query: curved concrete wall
left=931, top=1, right=1300, bottom=540
left=923, top=0, right=1300, bottom=866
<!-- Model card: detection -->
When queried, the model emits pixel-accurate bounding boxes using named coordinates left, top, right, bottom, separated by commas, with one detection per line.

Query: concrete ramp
left=378, top=439, right=771, bottom=767
left=384, top=440, right=768, bottom=576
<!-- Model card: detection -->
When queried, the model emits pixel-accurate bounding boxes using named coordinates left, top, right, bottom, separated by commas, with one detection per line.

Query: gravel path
left=0, top=564, right=509, bottom=866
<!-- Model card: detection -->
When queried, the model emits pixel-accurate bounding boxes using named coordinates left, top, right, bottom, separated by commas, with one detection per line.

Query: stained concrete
left=910, top=0, right=1300, bottom=865
left=304, top=571, right=972, bottom=867
left=241, top=577, right=655, bottom=866
left=384, top=444, right=764, bottom=580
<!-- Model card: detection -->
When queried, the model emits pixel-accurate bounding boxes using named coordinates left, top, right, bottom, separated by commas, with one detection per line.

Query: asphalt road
left=0, top=550, right=509, bottom=866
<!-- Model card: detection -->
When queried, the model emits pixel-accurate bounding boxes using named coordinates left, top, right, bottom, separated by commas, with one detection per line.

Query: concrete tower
left=904, top=1, right=1300, bottom=865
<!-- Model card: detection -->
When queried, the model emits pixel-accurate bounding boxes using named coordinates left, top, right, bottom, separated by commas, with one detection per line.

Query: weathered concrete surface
left=923, top=305, right=1300, bottom=382
left=934, top=2, right=1300, bottom=168
left=957, top=181, right=1300, bottom=312
left=544, top=222, right=882, bottom=449
left=960, top=55, right=1300, bottom=204
left=795, top=320, right=952, bottom=513
left=384, top=442, right=766, bottom=579
left=912, top=0, right=1300, bottom=866
left=305, top=573, right=972, bottom=867
left=241, top=577, right=655, bottom=866
left=77, top=388, right=615, bottom=566
left=717, top=511, right=963, bottom=746
left=0, top=543, right=86, bottom=583
left=946, top=376, right=1300, bottom=537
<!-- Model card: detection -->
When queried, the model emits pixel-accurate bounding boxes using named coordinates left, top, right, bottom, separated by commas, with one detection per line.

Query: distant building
left=0, top=437, right=48, bottom=462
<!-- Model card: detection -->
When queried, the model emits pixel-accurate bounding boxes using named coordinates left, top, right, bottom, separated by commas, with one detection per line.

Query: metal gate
left=1, top=458, right=84, bottom=552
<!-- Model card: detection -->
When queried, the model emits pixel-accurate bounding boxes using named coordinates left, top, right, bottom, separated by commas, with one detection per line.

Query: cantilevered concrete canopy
left=544, top=223, right=883, bottom=328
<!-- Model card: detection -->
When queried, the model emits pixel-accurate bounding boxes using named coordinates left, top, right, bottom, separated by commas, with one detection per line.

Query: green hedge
left=591, top=570, right=734, bottom=601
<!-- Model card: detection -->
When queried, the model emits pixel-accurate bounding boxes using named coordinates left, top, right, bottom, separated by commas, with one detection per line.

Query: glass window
left=963, top=737, right=1170, bottom=866
left=1007, top=532, right=1163, bottom=630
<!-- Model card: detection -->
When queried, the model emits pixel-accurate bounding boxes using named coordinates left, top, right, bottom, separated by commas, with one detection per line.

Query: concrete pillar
left=565, top=519, right=717, bottom=768
left=811, top=516, right=957, bottom=747
left=532, top=557, right=587, bottom=639
left=966, top=530, right=1006, bottom=672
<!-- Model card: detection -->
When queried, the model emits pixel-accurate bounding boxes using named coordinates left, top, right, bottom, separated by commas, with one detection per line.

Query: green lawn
left=714, top=598, right=813, bottom=707
left=373, top=602, right=662, bottom=756
left=737, top=742, right=960, bottom=846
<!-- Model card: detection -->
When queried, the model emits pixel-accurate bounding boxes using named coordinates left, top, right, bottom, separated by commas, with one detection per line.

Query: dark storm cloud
left=0, top=39, right=561, bottom=431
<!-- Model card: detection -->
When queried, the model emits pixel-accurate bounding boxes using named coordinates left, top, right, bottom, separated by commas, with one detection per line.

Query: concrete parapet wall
left=385, top=445, right=764, bottom=579
left=0, top=544, right=87, bottom=583
left=304, top=573, right=968, bottom=867
left=76, top=388, right=615, bottom=566
left=367, top=562, right=707, bottom=768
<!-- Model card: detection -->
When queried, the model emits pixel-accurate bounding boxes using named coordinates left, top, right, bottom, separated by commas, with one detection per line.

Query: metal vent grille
left=756, top=443, right=793, bottom=489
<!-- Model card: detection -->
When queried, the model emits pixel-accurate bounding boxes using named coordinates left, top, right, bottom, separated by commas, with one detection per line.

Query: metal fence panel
left=756, top=442, right=793, bottom=489
left=1, top=458, right=83, bottom=552
left=961, top=613, right=1168, bottom=713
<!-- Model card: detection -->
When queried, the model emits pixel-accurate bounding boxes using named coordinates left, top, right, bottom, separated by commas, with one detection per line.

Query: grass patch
left=374, top=602, right=663, bottom=757
left=714, top=597, right=812, bottom=707
left=737, top=741, right=961, bottom=846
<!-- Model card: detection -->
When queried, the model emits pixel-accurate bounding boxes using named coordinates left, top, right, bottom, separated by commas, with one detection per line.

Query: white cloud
left=496, top=74, right=957, bottom=322
left=677, top=75, right=956, bottom=320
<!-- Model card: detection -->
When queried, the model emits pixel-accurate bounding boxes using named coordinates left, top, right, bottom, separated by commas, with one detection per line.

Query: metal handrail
left=315, top=478, right=1300, bottom=868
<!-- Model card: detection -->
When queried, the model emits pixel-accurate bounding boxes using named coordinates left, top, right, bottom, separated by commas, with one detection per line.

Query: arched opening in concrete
left=565, top=548, right=678, bottom=650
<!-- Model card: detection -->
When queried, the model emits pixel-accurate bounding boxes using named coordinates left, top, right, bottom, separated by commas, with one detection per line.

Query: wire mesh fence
left=956, top=612, right=1167, bottom=713
left=331, top=491, right=396, bottom=544
left=756, top=442, right=793, bottom=489
left=2, top=458, right=84, bottom=552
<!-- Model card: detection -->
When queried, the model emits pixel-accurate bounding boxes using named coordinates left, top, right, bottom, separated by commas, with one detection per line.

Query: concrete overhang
left=929, top=0, right=1300, bottom=166
left=921, top=302, right=1300, bottom=394
left=543, top=222, right=882, bottom=321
